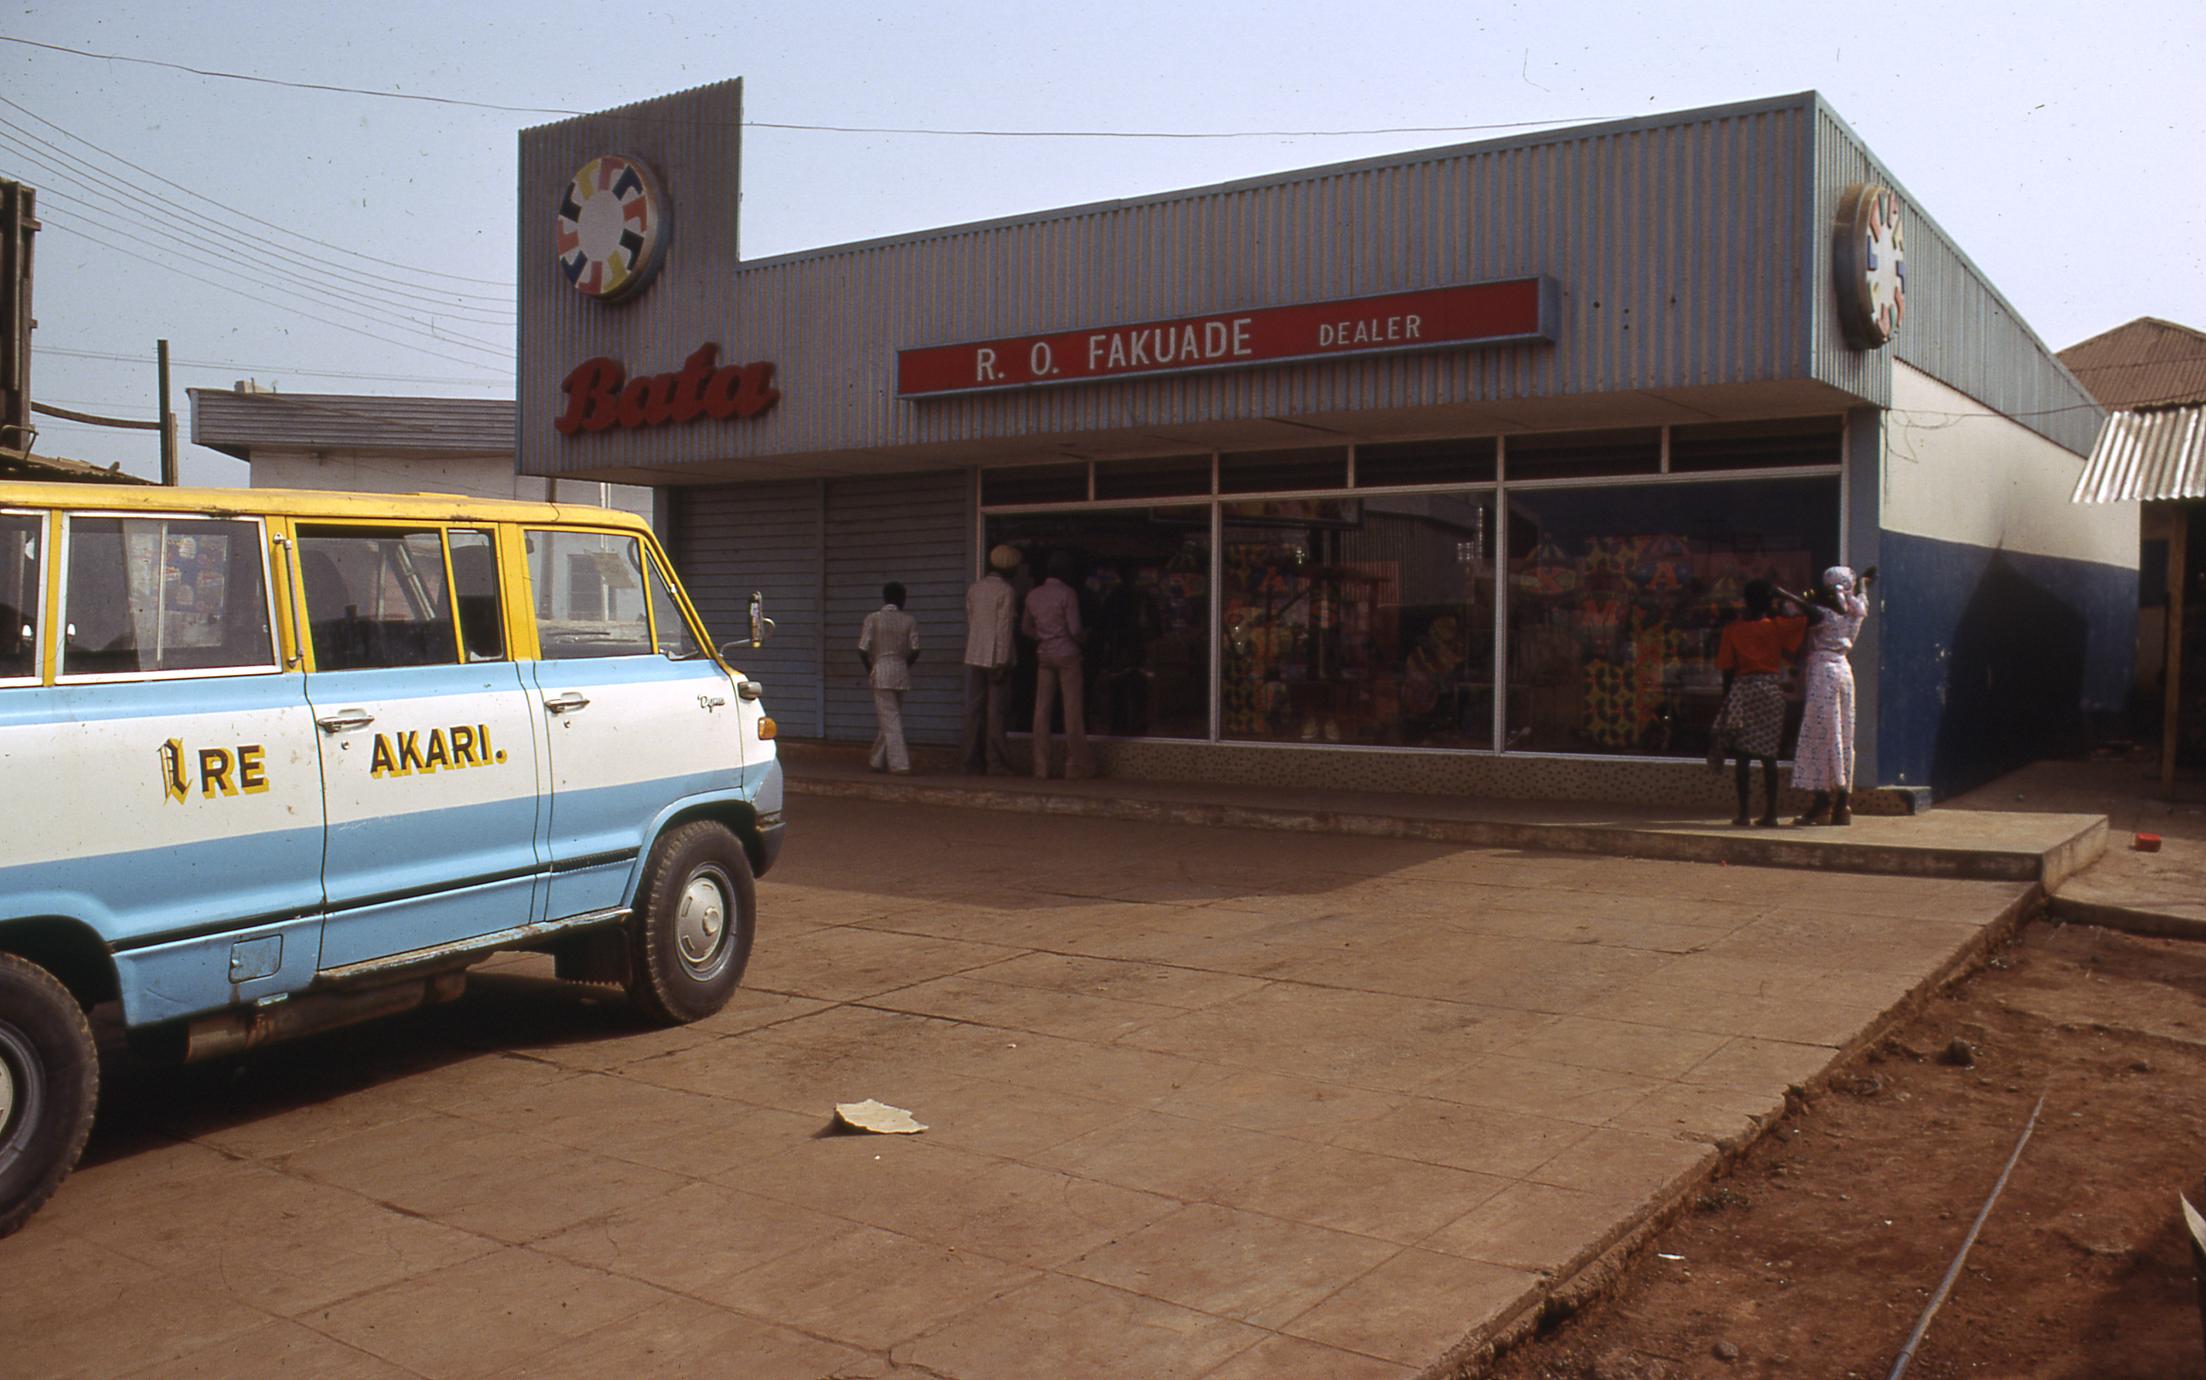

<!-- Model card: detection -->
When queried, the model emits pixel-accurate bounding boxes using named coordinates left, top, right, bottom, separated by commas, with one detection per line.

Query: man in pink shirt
left=1020, top=553, right=1095, bottom=779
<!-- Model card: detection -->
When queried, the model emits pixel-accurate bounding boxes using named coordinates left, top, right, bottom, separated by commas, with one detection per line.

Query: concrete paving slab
left=9, top=794, right=2042, bottom=1378
left=787, top=749, right=2106, bottom=884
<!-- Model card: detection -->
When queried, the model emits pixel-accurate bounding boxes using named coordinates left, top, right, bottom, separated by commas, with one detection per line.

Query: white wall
left=247, top=449, right=655, bottom=522
left=1881, top=362, right=2137, bottom=569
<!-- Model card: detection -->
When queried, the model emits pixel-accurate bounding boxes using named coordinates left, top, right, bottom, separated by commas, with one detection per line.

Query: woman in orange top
left=1709, top=580, right=1807, bottom=826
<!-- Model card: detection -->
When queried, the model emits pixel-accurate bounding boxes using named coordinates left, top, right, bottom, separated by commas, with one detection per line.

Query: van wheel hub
left=675, top=870, right=731, bottom=972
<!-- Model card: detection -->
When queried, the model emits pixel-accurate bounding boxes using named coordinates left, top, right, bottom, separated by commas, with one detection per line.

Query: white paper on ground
left=834, top=1099, right=928, bottom=1134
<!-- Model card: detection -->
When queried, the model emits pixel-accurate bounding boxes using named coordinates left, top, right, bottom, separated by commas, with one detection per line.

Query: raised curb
left=2046, top=893, right=2206, bottom=943
left=788, top=776, right=2103, bottom=884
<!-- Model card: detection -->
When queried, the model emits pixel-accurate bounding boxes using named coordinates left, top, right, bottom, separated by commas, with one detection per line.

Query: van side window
left=62, top=516, right=274, bottom=676
left=297, top=526, right=456, bottom=671
left=450, top=528, right=505, bottom=662
left=0, top=513, right=38, bottom=682
left=528, top=529, right=651, bottom=659
left=647, top=557, right=703, bottom=660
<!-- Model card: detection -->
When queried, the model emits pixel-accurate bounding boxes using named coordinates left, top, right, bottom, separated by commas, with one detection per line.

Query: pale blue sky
left=6, top=0, right=2201, bottom=483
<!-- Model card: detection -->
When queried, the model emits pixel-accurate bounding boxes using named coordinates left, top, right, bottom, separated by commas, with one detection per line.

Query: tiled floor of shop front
left=0, top=797, right=2036, bottom=1379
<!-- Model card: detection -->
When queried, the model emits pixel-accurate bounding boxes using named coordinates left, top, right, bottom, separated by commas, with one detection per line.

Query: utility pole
left=0, top=180, right=35, bottom=457
left=157, top=337, right=177, bottom=485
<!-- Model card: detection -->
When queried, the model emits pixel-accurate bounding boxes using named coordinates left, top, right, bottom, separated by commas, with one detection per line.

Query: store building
left=515, top=83, right=2135, bottom=804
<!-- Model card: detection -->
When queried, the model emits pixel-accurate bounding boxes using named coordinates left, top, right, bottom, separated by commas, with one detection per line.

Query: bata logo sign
left=554, top=344, right=780, bottom=435
left=897, top=278, right=1554, bottom=398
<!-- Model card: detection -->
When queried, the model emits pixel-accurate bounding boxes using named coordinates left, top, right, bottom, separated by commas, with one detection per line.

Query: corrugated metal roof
left=189, top=389, right=513, bottom=461
left=2071, top=403, right=2206, bottom=503
left=0, top=450, right=152, bottom=483
left=2057, top=317, right=2206, bottom=410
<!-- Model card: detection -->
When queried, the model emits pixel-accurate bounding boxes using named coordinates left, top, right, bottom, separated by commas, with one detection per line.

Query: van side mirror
left=728, top=590, right=773, bottom=651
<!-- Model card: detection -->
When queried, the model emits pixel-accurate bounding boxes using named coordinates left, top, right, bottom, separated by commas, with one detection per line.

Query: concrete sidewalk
left=784, top=744, right=2108, bottom=887
left=1947, top=756, right=2206, bottom=937
left=1, top=796, right=2043, bottom=1379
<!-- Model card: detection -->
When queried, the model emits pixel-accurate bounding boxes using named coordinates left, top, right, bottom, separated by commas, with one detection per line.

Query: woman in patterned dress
left=1709, top=580, right=1806, bottom=826
left=1791, top=565, right=1876, bottom=825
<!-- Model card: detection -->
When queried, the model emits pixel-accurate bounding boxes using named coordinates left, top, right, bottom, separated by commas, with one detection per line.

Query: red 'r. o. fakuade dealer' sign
left=896, top=277, right=1554, bottom=398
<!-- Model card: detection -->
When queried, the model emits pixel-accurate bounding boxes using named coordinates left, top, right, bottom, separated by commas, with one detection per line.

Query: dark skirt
left=1711, top=672, right=1786, bottom=761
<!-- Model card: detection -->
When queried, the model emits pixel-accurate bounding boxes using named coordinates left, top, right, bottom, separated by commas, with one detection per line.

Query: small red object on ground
left=2134, top=833, right=2163, bottom=852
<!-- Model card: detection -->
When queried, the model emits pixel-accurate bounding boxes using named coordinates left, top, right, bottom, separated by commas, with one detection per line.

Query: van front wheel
left=0, top=954, right=99, bottom=1239
left=625, top=822, right=756, bottom=1025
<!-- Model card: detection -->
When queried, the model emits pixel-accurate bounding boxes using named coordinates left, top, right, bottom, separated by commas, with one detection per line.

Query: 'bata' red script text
left=554, top=344, right=780, bottom=434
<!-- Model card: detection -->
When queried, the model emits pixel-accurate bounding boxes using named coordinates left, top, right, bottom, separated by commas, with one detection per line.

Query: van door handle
left=543, top=692, right=591, bottom=714
left=315, top=709, right=375, bottom=733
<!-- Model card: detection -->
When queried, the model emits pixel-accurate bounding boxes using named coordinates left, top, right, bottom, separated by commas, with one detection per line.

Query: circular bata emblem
left=556, top=156, right=667, bottom=302
left=1836, top=184, right=1906, bottom=349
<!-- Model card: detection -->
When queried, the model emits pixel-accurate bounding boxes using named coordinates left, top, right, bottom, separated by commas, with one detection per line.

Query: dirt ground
left=1483, top=920, right=2206, bottom=1380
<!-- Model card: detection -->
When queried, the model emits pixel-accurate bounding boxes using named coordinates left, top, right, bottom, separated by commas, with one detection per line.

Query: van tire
left=625, top=822, right=756, bottom=1025
left=0, top=954, right=100, bottom=1240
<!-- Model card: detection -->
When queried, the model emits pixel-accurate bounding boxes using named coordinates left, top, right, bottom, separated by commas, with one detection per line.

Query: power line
left=0, top=32, right=1615, bottom=142
left=39, top=219, right=516, bottom=373
left=37, top=204, right=513, bottom=358
left=37, top=344, right=503, bottom=383
left=0, top=114, right=514, bottom=316
left=0, top=88, right=513, bottom=290
left=8, top=167, right=517, bottom=343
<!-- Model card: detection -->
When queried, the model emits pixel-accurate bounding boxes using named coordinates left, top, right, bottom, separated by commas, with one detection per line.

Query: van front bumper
left=754, top=815, right=786, bottom=877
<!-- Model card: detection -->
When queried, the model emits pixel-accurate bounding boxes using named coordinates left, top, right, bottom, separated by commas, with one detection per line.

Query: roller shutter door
left=670, top=471, right=973, bottom=746
left=824, top=472, right=971, bottom=746
left=671, top=480, right=827, bottom=739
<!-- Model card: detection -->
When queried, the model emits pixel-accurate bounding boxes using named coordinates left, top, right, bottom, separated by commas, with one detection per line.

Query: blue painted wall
left=1875, top=530, right=2137, bottom=797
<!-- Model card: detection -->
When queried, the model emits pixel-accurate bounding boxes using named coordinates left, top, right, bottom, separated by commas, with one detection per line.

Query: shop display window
left=983, top=507, right=1211, bottom=740
left=1093, top=455, right=1212, bottom=501
left=1506, top=428, right=1662, bottom=480
left=1503, top=477, right=1840, bottom=757
left=1219, top=446, right=1349, bottom=494
left=981, top=463, right=1087, bottom=506
left=1222, top=494, right=1496, bottom=748
left=1355, top=437, right=1498, bottom=489
left=1669, top=417, right=1843, bottom=472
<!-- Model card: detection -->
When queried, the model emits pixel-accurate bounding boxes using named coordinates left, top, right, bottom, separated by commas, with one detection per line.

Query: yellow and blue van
left=0, top=482, right=782, bottom=1234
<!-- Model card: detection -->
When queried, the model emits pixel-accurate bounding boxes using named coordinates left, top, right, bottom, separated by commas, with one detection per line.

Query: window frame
left=975, top=417, right=1849, bottom=762
left=54, top=510, right=284, bottom=684
left=292, top=520, right=471, bottom=675
left=523, top=525, right=661, bottom=663
left=643, top=548, right=710, bottom=662
left=445, top=525, right=510, bottom=665
left=0, top=508, right=47, bottom=689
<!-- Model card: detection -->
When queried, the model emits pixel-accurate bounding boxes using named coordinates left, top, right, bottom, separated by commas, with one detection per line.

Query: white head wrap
left=1822, top=565, right=1856, bottom=592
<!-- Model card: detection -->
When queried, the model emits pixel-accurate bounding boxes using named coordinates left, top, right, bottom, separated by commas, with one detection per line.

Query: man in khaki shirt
left=858, top=582, right=920, bottom=774
left=961, top=545, right=1019, bottom=774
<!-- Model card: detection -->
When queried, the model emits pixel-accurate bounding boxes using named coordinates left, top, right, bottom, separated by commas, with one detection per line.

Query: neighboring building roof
left=2057, top=317, right=2206, bottom=410
left=0, top=449, right=153, bottom=483
left=2072, top=402, right=2206, bottom=504
left=188, top=389, right=514, bottom=461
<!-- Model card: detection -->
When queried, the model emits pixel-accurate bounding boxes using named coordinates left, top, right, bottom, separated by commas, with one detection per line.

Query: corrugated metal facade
left=517, top=81, right=748, bottom=476
left=523, top=93, right=1831, bottom=476
left=670, top=472, right=971, bottom=746
left=1806, top=99, right=2099, bottom=456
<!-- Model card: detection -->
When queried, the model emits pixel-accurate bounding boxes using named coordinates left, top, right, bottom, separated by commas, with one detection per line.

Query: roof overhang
left=2072, top=404, right=2206, bottom=504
